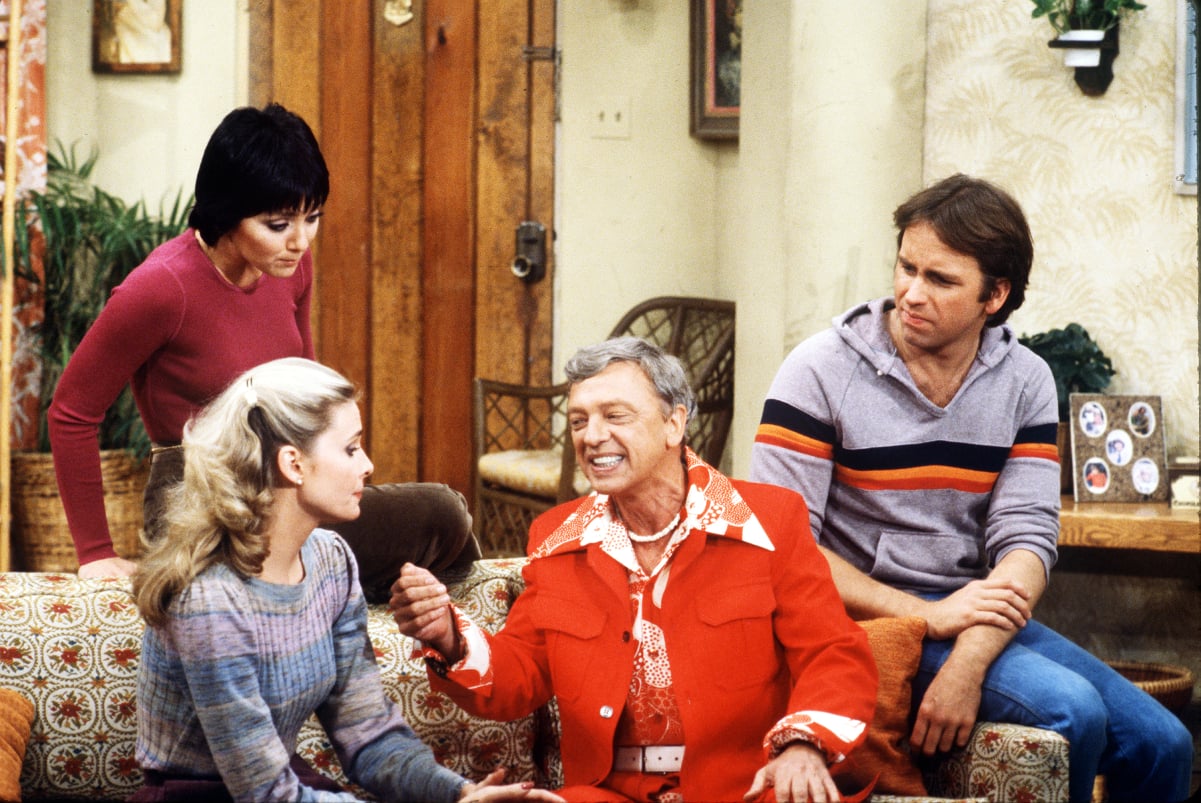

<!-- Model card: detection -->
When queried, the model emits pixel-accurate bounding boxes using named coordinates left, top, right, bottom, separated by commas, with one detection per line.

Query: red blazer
left=430, top=480, right=876, bottom=801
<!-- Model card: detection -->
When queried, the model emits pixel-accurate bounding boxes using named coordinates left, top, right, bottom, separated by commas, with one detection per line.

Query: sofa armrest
left=922, top=721, right=1069, bottom=802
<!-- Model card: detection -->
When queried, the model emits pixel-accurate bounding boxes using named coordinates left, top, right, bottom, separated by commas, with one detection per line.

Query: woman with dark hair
left=49, top=103, right=329, bottom=579
left=131, top=358, right=563, bottom=803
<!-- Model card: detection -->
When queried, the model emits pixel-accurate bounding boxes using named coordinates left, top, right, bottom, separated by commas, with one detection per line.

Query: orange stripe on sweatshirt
left=835, top=464, right=998, bottom=493
left=1009, top=443, right=1060, bottom=462
left=754, top=423, right=833, bottom=460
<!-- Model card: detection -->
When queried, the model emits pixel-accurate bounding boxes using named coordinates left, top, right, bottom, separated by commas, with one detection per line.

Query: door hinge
left=521, top=46, right=556, bottom=61
left=521, top=46, right=561, bottom=123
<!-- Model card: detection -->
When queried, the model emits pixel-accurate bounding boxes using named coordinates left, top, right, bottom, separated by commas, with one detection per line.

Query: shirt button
left=621, top=631, right=631, bottom=642
left=599, top=705, right=614, bottom=719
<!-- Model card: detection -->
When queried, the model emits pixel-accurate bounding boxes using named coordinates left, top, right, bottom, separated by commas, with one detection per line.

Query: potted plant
left=1019, top=323, right=1116, bottom=492
left=9, top=143, right=189, bottom=570
left=1031, top=0, right=1145, bottom=95
left=1030, top=0, right=1147, bottom=37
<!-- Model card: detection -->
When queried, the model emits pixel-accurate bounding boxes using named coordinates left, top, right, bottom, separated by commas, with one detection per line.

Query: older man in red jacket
left=392, top=337, right=877, bottom=803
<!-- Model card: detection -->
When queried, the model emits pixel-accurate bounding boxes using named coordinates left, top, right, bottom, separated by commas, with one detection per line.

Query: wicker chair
left=473, top=297, right=735, bottom=556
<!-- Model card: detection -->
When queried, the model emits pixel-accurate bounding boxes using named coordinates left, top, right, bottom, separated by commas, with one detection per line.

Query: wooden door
left=248, top=0, right=556, bottom=498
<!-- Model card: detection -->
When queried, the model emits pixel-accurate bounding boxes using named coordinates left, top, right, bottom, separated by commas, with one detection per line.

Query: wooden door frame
left=421, top=1, right=478, bottom=490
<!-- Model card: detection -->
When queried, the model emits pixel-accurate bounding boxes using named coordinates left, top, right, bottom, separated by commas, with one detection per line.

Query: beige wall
left=725, top=1, right=929, bottom=474
left=566, top=0, right=1197, bottom=471
left=45, top=1, right=1199, bottom=470
left=45, top=0, right=248, bottom=206
left=553, top=0, right=732, bottom=363
left=924, top=0, right=1199, bottom=459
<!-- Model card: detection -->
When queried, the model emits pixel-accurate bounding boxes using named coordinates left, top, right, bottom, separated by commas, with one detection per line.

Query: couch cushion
left=298, top=559, right=543, bottom=788
left=927, top=721, right=1069, bottom=801
left=1, top=562, right=540, bottom=801
left=836, top=616, right=928, bottom=796
left=477, top=449, right=591, bottom=498
left=0, top=573, right=143, bottom=800
left=0, top=688, right=34, bottom=803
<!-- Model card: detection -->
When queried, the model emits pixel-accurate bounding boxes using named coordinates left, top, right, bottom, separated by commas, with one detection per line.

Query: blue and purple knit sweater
left=135, top=529, right=465, bottom=802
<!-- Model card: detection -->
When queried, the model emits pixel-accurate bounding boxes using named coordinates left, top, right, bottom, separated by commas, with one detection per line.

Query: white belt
left=613, top=745, right=685, bottom=774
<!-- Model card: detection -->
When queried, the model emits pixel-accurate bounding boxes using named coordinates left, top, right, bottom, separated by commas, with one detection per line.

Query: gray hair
left=564, top=336, right=696, bottom=421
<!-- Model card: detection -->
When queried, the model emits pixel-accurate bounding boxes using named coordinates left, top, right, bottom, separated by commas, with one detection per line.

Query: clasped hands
left=390, top=562, right=460, bottom=659
left=920, top=574, right=1032, bottom=641
left=910, top=575, right=1032, bottom=758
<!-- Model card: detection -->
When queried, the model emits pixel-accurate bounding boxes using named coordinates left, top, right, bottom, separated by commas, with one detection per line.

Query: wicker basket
left=1108, top=660, right=1196, bottom=713
left=10, top=450, right=149, bottom=572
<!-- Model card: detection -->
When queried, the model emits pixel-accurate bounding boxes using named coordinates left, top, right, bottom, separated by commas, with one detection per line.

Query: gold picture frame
left=689, top=0, right=740, bottom=141
left=93, top=0, right=182, bottom=75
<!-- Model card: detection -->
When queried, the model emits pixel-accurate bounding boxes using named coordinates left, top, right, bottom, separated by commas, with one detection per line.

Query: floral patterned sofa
left=0, top=560, right=1068, bottom=802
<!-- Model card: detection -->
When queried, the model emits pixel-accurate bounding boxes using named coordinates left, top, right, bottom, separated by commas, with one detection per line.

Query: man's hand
left=78, top=556, right=138, bottom=579
left=910, top=655, right=983, bottom=756
left=389, top=563, right=459, bottom=659
left=744, top=742, right=839, bottom=803
left=921, top=576, right=1031, bottom=640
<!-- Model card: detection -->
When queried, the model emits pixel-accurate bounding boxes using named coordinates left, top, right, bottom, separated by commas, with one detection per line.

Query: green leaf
left=24, top=140, right=193, bottom=455
left=1019, top=323, right=1115, bottom=421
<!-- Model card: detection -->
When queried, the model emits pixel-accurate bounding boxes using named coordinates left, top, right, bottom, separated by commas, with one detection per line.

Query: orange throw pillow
left=0, top=688, right=34, bottom=803
left=839, top=616, right=928, bottom=796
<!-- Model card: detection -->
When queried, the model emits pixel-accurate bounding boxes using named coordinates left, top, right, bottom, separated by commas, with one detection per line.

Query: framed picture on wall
left=690, top=0, right=740, bottom=141
left=93, top=0, right=182, bottom=74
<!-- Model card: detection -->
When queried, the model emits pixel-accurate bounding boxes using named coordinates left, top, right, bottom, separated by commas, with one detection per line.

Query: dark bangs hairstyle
left=189, top=103, right=329, bottom=246
left=892, top=173, right=1033, bottom=326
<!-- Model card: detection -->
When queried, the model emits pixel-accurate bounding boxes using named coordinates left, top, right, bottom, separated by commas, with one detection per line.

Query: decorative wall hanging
left=1069, top=393, right=1169, bottom=502
left=690, top=0, right=739, bottom=140
left=93, top=0, right=182, bottom=74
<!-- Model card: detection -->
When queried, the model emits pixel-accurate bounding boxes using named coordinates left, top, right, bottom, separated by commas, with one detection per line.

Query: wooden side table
left=1058, top=496, right=1200, bottom=554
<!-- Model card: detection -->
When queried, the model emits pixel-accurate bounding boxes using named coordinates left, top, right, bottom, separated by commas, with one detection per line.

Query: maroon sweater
left=48, top=231, right=314, bottom=565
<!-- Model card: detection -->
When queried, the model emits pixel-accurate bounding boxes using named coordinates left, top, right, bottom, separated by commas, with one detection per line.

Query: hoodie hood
left=833, top=297, right=1020, bottom=383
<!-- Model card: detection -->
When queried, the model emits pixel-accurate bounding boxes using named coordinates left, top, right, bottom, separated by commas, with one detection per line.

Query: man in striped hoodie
left=750, top=174, right=1192, bottom=803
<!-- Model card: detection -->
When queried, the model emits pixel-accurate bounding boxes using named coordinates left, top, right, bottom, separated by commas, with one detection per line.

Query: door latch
left=511, top=221, right=547, bottom=283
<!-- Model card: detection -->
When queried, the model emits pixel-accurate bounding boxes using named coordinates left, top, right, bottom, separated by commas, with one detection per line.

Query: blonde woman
left=131, top=358, right=563, bottom=803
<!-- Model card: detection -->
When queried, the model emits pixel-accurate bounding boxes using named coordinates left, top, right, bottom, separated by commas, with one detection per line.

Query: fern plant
left=12, top=143, right=191, bottom=456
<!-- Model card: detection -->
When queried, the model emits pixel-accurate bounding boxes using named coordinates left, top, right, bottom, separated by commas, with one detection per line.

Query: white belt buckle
left=614, top=745, right=685, bottom=774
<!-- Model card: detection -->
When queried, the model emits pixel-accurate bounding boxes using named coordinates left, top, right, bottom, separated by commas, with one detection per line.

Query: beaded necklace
left=624, top=512, right=681, bottom=543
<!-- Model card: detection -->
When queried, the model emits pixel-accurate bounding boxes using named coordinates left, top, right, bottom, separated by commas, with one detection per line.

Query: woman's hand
left=78, top=556, right=139, bottom=579
left=459, top=768, right=566, bottom=802
left=389, top=563, right=460, bottom=658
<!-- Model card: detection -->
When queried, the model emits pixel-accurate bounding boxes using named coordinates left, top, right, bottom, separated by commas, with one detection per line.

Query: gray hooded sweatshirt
left=749, top=297, right=1060, bottom=595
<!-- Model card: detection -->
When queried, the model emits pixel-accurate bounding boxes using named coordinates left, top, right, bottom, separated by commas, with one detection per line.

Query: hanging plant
left=1029, top=0, right=1147, bottom=35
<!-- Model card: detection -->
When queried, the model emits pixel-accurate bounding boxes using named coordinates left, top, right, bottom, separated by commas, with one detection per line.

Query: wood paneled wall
left=248, top=0, right=556, bottom=498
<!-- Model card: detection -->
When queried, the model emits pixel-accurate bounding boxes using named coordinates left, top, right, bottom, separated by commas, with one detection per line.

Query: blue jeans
left=913, top=618, right=1193, bottom=803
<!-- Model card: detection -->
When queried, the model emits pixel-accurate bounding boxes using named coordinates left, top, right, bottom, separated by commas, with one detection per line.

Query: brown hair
left=893, top=173, right=1033, bottom=325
